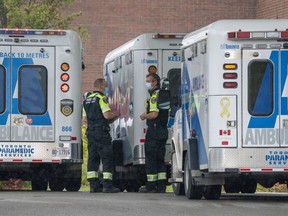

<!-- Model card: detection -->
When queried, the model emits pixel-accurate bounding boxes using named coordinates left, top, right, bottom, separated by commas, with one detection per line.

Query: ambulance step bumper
left=168, top=177, right=183, bottom=183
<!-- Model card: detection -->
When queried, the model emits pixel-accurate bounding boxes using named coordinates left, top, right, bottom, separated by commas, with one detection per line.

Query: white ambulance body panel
left=104, top=33, right=184, bottom=190
left=0, top=29, right=83, bottom=191
left=171, top=20, right=288, bottom=199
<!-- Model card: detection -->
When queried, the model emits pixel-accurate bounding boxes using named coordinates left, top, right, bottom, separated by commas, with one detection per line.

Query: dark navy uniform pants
left=86, top=126, right=114, bottom=181
left=144, top=126, right=168, bottom=190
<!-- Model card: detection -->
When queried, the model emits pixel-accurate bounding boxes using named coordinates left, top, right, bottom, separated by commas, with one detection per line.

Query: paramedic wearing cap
left=82, top=78, right=120, bottom=193
left=139, top=73, right=169, bottom=193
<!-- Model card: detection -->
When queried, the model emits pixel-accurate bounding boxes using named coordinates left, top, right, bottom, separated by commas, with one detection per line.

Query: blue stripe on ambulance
left=182, top=62, right=208, bottom=166
left=0, top=57, right=52, bottom=126
left=281, top=50, right=288, bottom=115
left=181, top=62, right=190, bottom=142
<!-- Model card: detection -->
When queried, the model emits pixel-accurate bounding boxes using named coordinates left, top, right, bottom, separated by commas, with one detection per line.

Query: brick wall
left=67, top=0, right=279, bottom=92
left=256, top=0, right=288, bottom=18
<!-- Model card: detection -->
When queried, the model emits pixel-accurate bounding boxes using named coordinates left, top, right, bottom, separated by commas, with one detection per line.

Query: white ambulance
left=0, top=29, right=83, bottom=191
left=170, top=19, right=288, bottom=199
left=103, top=33, right=185, bottom=191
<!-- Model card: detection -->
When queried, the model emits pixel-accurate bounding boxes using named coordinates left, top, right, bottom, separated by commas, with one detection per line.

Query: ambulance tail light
left=61, top=73, right=70, bottom=82
left=223, top=64, right=237, bottom=70
left=61, top=83, right=70, bottom=92
left=61, top=99, right=73, bottom=116
left=61, top=63, right=70, bottom=71
left=223, top=73, right=238, bottom=79
left=223, top=82, right=238, bottom=88
left=60, top=63, right=70, bottom=91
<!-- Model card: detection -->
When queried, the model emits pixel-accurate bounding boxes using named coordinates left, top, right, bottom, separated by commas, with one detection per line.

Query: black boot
left=102, top=180, right=120, bottom=193
left=139, top=186, right=156, bottom=193
left=89, top=179, right=101, bottom=193
left=156, top=180, right=166, bottom=193
left=139, top=182, right=156, bottom=193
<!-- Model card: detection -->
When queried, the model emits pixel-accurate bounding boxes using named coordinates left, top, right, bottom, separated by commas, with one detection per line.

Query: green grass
left=256, top=183, right=288, bottom=192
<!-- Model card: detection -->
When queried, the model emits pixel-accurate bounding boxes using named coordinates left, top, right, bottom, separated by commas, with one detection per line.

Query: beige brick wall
left=65, top=0, right=288, bottom=93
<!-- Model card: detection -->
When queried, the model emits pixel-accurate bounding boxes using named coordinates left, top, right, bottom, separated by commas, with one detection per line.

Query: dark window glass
left=18, top=66, right=47, bottom=115
left=167, top=68, right=181, bottom=98
left=167, top=68, right=181, bottom=116
left=248, top=60, right=273, bottom=116
left=0, top=66, right=5, bottom=114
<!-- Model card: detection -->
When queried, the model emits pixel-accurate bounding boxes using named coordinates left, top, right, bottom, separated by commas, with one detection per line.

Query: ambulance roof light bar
left=0, top=29, right=66, bottom=36
left=152, top=33, right=185, bottom=39
left=227, top=29, right=288, bottom=40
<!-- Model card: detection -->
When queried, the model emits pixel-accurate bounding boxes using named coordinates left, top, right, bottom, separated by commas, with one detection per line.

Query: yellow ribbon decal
left=220, top=97, right=230, bottom=118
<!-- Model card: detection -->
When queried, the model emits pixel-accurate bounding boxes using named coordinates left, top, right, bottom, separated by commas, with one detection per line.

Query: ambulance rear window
left=0, top=66, right=5, bottom=114
left=167, top=68, right=181, bottom=98
left=167, top=68, right=181, bottom=116
left=18, top=66, right=48, bottom=115
left=248, top=60, right=273, bottom=116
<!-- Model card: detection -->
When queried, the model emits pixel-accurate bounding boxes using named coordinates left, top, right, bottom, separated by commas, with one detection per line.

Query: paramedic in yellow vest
left=82, top=78, right=120, bottom=193
left=140, top=73, right=169, bottom=193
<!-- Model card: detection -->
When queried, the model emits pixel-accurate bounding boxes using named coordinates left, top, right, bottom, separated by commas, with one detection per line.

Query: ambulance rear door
left=0, top=46, right=55, bottom=142
left=242, top=49, right=288, bottom=147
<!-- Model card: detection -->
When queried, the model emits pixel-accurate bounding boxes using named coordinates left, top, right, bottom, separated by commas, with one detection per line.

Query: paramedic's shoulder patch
left=151, top=97, right=157, bottom=104
left=103, top=96, right=109, bottom=104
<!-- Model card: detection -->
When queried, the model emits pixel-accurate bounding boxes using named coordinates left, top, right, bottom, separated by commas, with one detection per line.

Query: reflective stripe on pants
left=147, top=174, right=157, bottom=182
left=103, top=172, right=113, bottom=180
left=87, top=171, right=98, bottom=179
left=157, top=172, right=167, bottom=180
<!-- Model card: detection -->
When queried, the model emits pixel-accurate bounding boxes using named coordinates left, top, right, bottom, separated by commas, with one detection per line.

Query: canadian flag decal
left=219, top=130, right=231, bottom=136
